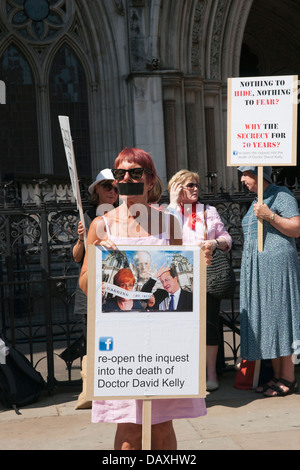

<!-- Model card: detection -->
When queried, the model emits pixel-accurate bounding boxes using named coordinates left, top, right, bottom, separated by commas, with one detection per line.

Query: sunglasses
left=184, top=183, right=199, bottom=189
left=111, top=167, right=153, bottom=181
left=99, top=182, right=118, bottom=192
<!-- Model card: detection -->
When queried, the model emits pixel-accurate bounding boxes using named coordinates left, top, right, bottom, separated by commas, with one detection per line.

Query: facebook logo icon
left=99, top=337, right=113, bottom=351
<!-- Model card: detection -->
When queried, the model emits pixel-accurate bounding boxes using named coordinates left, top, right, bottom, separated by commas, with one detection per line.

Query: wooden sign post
left=142, top=399, right=152, bottom=450
left=257, top=166, right=263, bottom=252
left=227, top=75, right=298, bottom=251
left=86, top=245, right=207, bottom=450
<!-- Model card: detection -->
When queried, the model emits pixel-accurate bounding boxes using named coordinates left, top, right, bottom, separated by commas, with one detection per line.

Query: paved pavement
left=0, top=367, right=299, bottom=451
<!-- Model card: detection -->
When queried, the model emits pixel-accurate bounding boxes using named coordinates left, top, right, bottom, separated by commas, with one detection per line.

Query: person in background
left=73, top=169, right=118, bottom=314
left=102, top=268, right=143, bottom=311
left=79, top=148, right=212, bottom=450
left=148, top=174, right=163, bottom=206
left=167, top=169, right=232, bottom=392
left=72, top=169, right=118, bottom=409
left=238, top=166, right=300, bottom=397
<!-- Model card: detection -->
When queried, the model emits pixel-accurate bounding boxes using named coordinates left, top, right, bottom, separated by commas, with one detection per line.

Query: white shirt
left=158, top=288, right=181, bottom=310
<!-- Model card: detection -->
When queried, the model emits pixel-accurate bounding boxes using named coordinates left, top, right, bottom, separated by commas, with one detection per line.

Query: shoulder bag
left=203, top=206, right=236, bottom=299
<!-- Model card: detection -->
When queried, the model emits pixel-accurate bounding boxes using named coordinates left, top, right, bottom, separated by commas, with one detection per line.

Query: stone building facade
left=0, top=0, right=299, bottom=194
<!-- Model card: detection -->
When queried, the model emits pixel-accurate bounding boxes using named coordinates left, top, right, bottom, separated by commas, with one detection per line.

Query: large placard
left=227, top=75, right=298, bottom=166
left=86, top=245, right=206, bottom=400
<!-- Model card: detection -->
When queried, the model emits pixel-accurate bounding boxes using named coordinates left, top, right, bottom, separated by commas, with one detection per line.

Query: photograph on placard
left=101, top=248, right=194, bottom=313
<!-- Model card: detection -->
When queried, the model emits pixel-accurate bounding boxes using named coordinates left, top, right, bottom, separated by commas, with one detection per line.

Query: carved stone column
left=162, top=73, right=187, bottom=181
left=128, top=73, right=167, bottom=185
left=185, top=101, right=197, bottom=172
left=163, top=98, right=178, bottom=179
left=204, top=107, right=217, bottom=174
left=184, top=77, right=206, bottom=178
left=37, top=83, right=53, bottom=174
left=203, top=80, right=224, bottom=193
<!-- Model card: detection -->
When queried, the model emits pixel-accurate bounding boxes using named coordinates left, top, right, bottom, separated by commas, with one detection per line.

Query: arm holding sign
left=79, top=216, right=116, bottom=295
left=253, top=202, right=300, bottom=238
left=76, top=169, right=118, bottom=288
left=73, top=221, right=86, bottom=263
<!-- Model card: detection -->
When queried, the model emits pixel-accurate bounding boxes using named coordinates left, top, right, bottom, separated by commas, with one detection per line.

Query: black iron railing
left=0, top=175, right=299, bottom=388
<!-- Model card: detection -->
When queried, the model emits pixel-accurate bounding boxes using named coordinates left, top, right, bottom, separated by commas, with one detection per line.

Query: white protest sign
left=87, top=245, right=206, bottom=400
left=227, top=75, right=298, bottom=166
left=58, top=115, right=85, bottom=237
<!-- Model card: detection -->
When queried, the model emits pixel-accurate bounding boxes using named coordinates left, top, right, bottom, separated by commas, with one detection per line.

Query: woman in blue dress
left=238, top=166, right=300, bottom=397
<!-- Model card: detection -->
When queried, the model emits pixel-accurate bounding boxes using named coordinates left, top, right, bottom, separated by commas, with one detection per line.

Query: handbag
left=204, top=206, right=236, bottom=299
left=234, top=358, right=273, bottom=390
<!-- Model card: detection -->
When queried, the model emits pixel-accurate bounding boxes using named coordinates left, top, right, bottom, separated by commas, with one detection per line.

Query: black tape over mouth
left=117, top=182, right=144, bottom=195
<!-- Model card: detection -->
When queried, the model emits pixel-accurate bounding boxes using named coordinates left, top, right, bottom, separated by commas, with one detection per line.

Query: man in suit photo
left=141, top=264, right=193, bottom=311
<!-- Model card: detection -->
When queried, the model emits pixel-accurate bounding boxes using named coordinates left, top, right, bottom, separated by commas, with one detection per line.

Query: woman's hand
left=203, top=239, right=218, bottom=252
left=77, top=221, right=86, bottom=240
left=93, top=239, right=118, bottom=250
left=169, top=182, right=183, bottom=207
left=202, top=242, right=213, bottom=266
left=253, top=203, right=273, bottom=221
left=73, top=221, right=86, bottom=263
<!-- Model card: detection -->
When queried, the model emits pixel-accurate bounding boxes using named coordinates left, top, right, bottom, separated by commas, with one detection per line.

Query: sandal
left=263, top=378, right=298, bottom=397
left=255, top=377, right=279, bottom=394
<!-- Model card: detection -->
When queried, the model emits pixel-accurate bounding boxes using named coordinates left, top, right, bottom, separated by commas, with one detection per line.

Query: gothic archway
left=241, top=0, right=300, bottom=187
left=157, top=0, right=253, bottom=189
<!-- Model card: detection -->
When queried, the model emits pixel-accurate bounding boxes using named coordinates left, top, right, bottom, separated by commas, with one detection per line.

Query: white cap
left=88, top=168, right=114, bottom=194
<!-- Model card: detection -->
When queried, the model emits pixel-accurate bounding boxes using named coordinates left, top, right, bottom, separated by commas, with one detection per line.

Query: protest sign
left=86, top=244, right=206, bottom=449
left=58, top=115, right=85, bottom=240
left=227, top=75, right=298, bottom=167
left=86, top=245, right=206, bottom=402
left=227, top=75, right=298, bottom=251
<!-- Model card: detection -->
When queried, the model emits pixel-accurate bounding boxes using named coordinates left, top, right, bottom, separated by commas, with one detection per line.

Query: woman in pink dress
left=79, top=148, right=212, bottom=450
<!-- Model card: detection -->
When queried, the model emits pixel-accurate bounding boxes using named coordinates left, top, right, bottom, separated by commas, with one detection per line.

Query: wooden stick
left=253, top=360, right=261, bottom=389
left=142, top=399, right=152, bottom=450
left=257, top=166, right=263, bottom=252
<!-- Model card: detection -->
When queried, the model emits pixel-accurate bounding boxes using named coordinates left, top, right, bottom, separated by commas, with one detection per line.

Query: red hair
left=113, top=268, right=135, bottom=287
left=114, top=148, right=157, bottom=185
